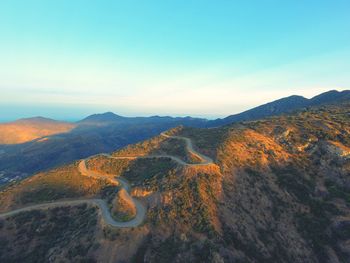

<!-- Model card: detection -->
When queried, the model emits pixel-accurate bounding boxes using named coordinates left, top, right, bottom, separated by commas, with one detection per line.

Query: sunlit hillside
left=1, top=103, right=350, bottom=262
left=0, top=113, right=208, bottom=185
left=0, top=117, right=75, bottom=144
left=1, top=0, right=349, bottom=262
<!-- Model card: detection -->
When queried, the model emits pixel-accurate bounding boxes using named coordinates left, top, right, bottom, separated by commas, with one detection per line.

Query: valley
left=0, top=113, right=208, bottom=185
left=1, top=90, right=350, bottom=186
left=2, top=1, right=349, bottom=261
left=0, top=132, right=214, bottom=227
left=0, top=93, right=350, bottom=262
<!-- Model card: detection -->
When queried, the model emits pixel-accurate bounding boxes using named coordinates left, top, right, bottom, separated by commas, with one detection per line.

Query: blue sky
left=0, top=0, right=349, bottom=121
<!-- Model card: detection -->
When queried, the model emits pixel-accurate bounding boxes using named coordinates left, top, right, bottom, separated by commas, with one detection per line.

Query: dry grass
left=2, top=104, right=350, bottom=262
left=0, top=119, right=75, bottom=144
left=0, top=162, right=113, bottom=212
left=111, top=189, right=137, bottom=221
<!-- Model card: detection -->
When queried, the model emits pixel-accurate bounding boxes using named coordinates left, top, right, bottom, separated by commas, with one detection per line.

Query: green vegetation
left=273, top=165, right=314, bottom=203
left=112, top=132, right=201, bottom=164
left=0, top=205, right=99, bottom=263
left=112, top=211, right=135, bottom=222
left=2, top=103, right=350, bottom=262
left=148, top=168, right=219, bottom=239
left=102, top=226, right=121, bottom=241
left=296, top=211, right=331, bottom=260
left=0, top=163, right=113, bottom=211
left=86, top=156, right=131, bottom=176
left=132, top=235, right=151, bottom=263
left=123, top=158, right=177, bottom=186
left=100, top=185, right=119, bottom=205
left=149, top=236, right=182, bottom=262
left=325, top=179, right=350, bottom=203
left=177, top=126, right=228, bottom=159
left=19, top=187, right=77, bottom=204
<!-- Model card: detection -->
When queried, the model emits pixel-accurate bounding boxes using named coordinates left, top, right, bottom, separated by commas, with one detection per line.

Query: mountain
left=208, top=89, right=350, bottom=127
left=1, top=103, right=350, bottom=262
left=78, top=112, right=125, bottom=125
left=309, top=89, right=350, bottom=105
left=0, top=117, right=76, bottom=144
left=78, top=112, right=208, bottom=127
left=14, top=116, right=63, bottom=124
left=1, top=89, right=349, bottom=185
left=0, top=114, right=207, bottom=184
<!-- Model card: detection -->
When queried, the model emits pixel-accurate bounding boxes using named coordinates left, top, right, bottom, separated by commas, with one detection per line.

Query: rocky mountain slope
left=0, top=113, right=207, bottom=184
left=1, top=90, right=349, bottom=185
left=1, top=103, right=350, bottom=262
left=208, top=90, right=350, bottom=127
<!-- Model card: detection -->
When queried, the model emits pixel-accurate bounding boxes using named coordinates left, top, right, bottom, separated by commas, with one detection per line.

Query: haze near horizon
left=0, top=0, right=349, bottom=120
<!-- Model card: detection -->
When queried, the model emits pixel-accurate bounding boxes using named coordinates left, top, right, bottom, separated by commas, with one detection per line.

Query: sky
left=0, top=0, right=349, bottom=121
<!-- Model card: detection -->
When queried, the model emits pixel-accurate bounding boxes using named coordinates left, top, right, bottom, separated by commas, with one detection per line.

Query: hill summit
left=79, top=112, right=125, bottom=124
left=208, top=89, right=350, bottom=126
left=1, top=102, right=350, bottom=262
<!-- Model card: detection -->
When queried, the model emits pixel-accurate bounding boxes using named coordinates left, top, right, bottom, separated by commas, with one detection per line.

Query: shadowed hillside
left=177, top=103, right=350, bottom=262
left=1, top=90, right=349, bottom=185
left=0, top=162, right=114, bottom=213
left=1, top=103, right=350, bottom=262
left=0, top=114, right=207, bottom=185
left=208, top=90, right=350, bottom=127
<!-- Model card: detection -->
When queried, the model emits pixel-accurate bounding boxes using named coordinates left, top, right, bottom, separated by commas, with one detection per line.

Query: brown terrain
left=0, top=103, right=350, bottom=262
left=0, top=117, right=75, bottom=144
left=112, top=189, right=137, bottom=221
left=0, top=113, right=209, bottom=184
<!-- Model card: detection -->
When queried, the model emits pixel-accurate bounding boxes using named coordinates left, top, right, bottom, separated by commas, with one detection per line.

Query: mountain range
left=207, top=89, right=350, bottom=126
left=0, top=89, right=349, bottom=185
left=0, top=114, right=207, bottom=184
left=1, top=98, right=350, bottom=262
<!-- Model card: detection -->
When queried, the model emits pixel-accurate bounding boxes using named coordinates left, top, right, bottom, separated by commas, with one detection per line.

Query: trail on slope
left=0, top=133, right=214, bottom=228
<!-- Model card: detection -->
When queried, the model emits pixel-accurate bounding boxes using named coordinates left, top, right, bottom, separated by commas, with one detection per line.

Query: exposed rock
left=131, top=187, right=153, bottom=197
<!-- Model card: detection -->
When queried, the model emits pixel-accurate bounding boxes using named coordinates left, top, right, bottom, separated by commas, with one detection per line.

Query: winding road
left=0, top=132, right=214, bottom=228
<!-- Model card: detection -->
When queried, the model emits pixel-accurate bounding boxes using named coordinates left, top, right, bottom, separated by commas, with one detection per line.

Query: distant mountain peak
left=0, top=116, right=75, bottom=144
left=15, top=116, right=60, bottom=124
left=79, top=112, right=125, bottom=124
left=309, top=90, right=350, bottom=105
left=207, top=89, right=350, bottom=127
